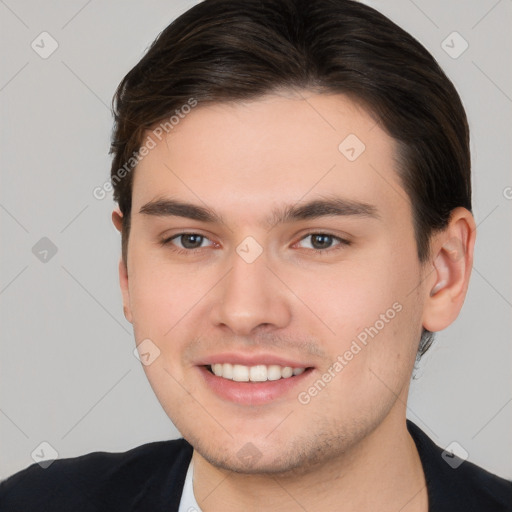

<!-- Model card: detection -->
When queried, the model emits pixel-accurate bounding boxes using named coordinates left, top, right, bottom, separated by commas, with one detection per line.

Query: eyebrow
left=139, top=195, right=380, bottom=228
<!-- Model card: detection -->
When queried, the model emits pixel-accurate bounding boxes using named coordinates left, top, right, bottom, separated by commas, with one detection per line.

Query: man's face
left=121, top=92, right=428, bottom=474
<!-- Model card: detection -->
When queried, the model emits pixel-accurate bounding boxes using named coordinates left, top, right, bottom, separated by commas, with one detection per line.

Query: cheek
left=292, top=259, right=404, bottom=344
left=127, top=252, right=208, bottom=410
left=300, top=273, right=420, bottom=420
left=299, top=244, right=421, bottom=372
left=127, top=250, right=204, bottom=359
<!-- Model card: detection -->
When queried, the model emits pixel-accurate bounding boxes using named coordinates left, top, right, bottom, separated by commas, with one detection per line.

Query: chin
left=196, top=444, right=306, bottom=475
left=190, top=429, right=354, bottom=477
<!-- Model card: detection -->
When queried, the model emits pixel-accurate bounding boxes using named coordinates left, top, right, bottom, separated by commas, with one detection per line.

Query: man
left=1, top=0, right=510, bottom=510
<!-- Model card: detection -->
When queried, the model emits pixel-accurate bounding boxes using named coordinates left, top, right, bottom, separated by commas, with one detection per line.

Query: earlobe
left=422, top=207, right=476, bottom=332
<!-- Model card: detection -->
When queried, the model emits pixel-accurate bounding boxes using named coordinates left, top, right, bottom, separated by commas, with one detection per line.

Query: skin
left=112, top=91, right=476, bottom=511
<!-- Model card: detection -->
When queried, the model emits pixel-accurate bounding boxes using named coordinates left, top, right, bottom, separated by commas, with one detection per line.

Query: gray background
left=1, top=0, right=511, bottom=480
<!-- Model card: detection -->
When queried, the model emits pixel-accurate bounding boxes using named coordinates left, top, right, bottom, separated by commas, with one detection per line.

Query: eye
left=295, top=233, right=350, bottom=253
left=160, top=233, right=214, bottom=253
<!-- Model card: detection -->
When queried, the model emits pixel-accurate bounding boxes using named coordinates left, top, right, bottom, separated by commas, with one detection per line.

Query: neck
left=191, top=410, right=428, bottom=512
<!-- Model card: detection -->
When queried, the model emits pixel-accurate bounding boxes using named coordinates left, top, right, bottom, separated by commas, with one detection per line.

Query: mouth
left=198, top=362, right=315, bottom=405
left=206, top=363, right=308, bottom=381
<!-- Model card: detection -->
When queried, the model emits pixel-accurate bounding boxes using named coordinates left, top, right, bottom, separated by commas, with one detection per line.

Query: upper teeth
left=210, top=363, right=306, bottom=382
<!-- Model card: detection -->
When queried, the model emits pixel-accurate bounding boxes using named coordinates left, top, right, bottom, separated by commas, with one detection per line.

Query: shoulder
left=0, top=438, right=193, bottom=512
left=407, top=420, right=512, bottom=512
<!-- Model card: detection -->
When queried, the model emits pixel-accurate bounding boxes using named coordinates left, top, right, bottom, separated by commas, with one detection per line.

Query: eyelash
left=159, top=232, right=351, bottom=255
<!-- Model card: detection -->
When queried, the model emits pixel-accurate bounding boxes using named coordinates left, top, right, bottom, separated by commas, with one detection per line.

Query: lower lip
left=198, top=366, right=314, bottom=405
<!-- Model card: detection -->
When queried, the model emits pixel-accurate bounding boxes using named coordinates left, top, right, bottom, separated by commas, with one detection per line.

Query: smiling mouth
left=205, top=363, right=312, bottom=382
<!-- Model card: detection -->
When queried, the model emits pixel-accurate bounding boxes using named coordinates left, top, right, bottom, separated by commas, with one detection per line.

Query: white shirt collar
left=178, top=457, right=202, bottom=512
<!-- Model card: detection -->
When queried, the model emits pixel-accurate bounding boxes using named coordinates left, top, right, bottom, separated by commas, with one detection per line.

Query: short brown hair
left=110, top=0, right=471, bottom=358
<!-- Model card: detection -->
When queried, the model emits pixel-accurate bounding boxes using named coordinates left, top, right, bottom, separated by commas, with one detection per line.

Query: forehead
left=131, top=92, right=410, bottom=227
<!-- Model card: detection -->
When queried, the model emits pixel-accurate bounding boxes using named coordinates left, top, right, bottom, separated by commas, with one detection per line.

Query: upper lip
left=196, top=352, right=314, bottom=368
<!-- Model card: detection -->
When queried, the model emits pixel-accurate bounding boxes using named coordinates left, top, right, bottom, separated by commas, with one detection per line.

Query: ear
left=112, top=208, right=123, bottom=232
left=422, top=207, right=476, bottom=332
left=112, top=208, right=133, bottom=324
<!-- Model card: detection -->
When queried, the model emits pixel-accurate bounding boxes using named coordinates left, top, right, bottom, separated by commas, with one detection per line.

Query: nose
left=209, top=244, right=292, bottom=337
